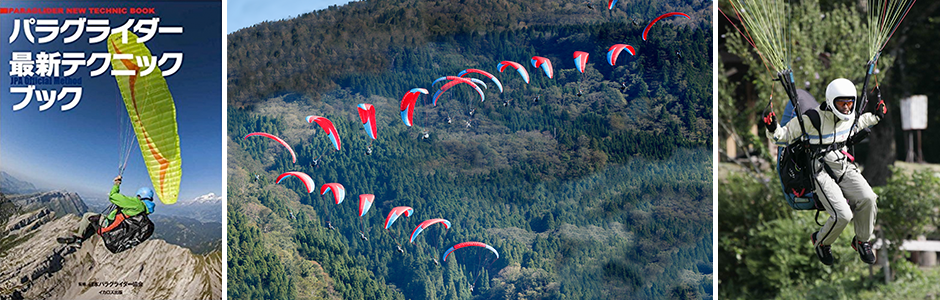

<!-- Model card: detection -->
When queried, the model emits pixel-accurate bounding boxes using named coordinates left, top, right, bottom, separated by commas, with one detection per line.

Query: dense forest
left=227, top=0, right=713, bottom=299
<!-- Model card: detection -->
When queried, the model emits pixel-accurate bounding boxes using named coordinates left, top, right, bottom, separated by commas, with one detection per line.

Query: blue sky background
left=227, top=0, right=354, bottom=33
left=1, top=1, right=222, bottom=205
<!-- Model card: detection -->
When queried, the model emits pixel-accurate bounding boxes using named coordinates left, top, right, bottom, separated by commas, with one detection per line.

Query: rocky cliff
left=7, top=191, right=87, bottom=219
left=0, top=208, right=222, bottom=300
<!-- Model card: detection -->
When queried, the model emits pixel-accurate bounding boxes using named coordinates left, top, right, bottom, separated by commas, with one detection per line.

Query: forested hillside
left=227, top=0, right=713, bottom=299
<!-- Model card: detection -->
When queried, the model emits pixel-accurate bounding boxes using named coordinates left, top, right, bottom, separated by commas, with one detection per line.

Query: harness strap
left=98, top=212, right=127, bottom=234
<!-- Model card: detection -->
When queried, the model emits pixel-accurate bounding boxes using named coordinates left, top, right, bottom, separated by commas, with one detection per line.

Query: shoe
left=851, top=236, right=876, bottom=265
left=56, top=235, right=82, bottom=245
left=811, top=232, right=834, bottom=265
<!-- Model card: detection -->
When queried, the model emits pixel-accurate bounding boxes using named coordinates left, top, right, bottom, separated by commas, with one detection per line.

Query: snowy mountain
left=156, top=193, right=223, bottom=223
left=181, top=193, right=223, bottom=206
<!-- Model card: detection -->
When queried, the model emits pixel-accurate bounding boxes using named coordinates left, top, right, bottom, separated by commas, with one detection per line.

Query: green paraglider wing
left=108, top=31, right=182, bottom=205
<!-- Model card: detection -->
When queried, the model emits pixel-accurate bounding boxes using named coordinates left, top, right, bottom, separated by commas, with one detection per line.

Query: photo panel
left=1, top=1, right=223, bottom=298
left=226, top=0, right=714, bottom=299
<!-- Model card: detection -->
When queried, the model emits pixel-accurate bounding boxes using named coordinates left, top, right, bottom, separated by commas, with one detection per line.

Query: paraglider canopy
left=109, top=31, right=182, bottom=204
left=358, top=194, right=375, bottom=217
left=357, top=104, right=377, bottom=140
left=410, top=218, right=452, bottom=244
left=530, top=56, right=554, bottom=79
left=320, top=183, right=346, bottom=204
left=384, top=206, right=414, bottom=230
left=432, top=77, right=486, bottom=106
left=442, top=241, right=499, bottom=262
left=400, top=88, right=428, bottom=127
left=305, top=115, right=342, bottom=151
left=458, top=69, right=504, bottom=93
left=497, top=61, right=530, bottom=84
left=275, top=172, right=315, bottom=193
left=643, top=12, right=691, bottom=41
left=607, top=44, right=636, bottom=66
left=780, top=89, right=820, bottom=125
left=244, top=132, right=297, bottom=163
left=573, top=51, right=589, bottom=74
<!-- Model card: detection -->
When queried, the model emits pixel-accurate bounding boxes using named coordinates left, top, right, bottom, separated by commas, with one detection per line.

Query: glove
left=762, top=111, right=778, bottom=133
left=873, top=99, right=886, bottom=120
left=847, top=128, right=870, bottom=147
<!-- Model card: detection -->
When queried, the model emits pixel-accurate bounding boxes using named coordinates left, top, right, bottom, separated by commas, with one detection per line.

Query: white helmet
left=825, top=78, right=856, bottom=121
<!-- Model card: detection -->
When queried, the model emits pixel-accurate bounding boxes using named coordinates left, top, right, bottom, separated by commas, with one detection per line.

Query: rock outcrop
left=7, top=191, right=88, bottom=219
left=1, top=210, right=221, bottom=300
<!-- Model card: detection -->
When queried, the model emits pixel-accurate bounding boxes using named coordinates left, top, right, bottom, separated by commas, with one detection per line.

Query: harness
left=93, top=200, right=154, bottom=254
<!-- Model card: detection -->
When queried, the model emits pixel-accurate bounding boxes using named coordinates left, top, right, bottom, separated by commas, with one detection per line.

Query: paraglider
left=411, top=218, right=452, bottom=265
left=574, top=51, right=589, bottom=74
left=320, top=183, right=345, bottom=229
left=244, top=132, right=297, bottom=164
left=432, top=77, right=486, bottom=121
left=358, top=194, right=375, bottom=240
left=643, top=12, right=691, bottom=41
left=357, top=103, right=377, bottom=155
left=530, top=56, right=553, bottom=102
left=400, top=88, right=432, bottom=139
left=385, top=206, right=414, bottom=253
left=573, top=51, right=589, bottom=96
left=607, top=44, right=636, bottom=92
left=109, top=31, right=182, bottom=205
left=607, top=0, right=617, bottom=10
left=442, top=241, right=500, bottom=292
left=305, top=115, right=342, bottom=163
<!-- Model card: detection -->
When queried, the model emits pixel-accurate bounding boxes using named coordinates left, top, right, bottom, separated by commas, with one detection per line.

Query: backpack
left=776, top=90, right=824, bottom=211
left=777, top=140, right=821, bottom=210
left=97, top=207, right=154, bottom=254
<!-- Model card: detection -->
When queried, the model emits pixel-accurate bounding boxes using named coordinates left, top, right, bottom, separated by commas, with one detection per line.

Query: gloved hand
left=113, top=175, right=122, bottom=185
left=762, top=111, right=778, bottom=133
left=873, top=99, right=886, bottom=120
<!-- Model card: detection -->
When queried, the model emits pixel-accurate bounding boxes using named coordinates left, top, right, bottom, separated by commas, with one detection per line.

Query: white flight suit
left=770, top=108, right=881, bottom=246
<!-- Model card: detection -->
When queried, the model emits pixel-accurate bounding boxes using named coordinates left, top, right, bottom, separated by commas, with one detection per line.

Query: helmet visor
left=833, top=97, right=855, bottom=114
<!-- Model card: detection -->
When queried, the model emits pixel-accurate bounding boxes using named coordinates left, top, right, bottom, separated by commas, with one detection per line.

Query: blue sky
left=1, top=1, right=222, bottom=205
left=227, top=0, right=355, bottom=33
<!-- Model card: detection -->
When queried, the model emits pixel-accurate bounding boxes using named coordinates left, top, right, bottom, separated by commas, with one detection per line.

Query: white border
left=712, top=0, right=719, bottom=297
left=221, top=0, right=228, bottom=298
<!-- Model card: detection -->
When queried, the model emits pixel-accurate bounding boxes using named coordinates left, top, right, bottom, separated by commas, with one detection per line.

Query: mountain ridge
left=0, top=208, right=221, bottom=300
